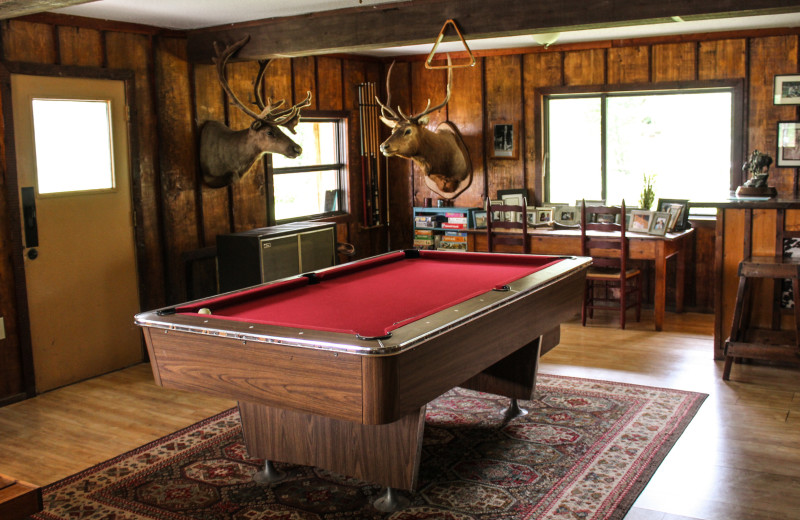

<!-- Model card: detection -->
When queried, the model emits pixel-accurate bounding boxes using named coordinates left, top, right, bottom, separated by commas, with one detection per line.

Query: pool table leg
left=460, top=326, right=558, bottom=405
left=238, top=401, right=427, bottom=490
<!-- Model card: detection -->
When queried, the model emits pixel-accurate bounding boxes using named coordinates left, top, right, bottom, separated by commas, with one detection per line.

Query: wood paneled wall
left=386, top=30, right=800, bottom=312
left=0, top=14, right=798, bottom=403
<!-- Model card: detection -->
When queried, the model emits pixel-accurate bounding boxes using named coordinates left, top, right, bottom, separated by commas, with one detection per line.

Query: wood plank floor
left=1, top=310, right=798, bottom=519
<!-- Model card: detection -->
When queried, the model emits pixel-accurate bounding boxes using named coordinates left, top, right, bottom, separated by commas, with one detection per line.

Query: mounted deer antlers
left=376, top=55, right=472, bottom=199
left=199, top=35, right=312, bottom=188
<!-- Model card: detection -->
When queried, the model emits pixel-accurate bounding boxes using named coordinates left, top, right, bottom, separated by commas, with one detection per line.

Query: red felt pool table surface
left=177, top=249, right=562, bottom=339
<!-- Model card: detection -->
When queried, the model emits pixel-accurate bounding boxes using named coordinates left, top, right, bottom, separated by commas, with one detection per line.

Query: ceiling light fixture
left=531, top=32, right=560, bottom=48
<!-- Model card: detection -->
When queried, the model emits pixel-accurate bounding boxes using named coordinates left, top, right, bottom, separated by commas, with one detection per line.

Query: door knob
left=27, top=248, right=38, bottom=260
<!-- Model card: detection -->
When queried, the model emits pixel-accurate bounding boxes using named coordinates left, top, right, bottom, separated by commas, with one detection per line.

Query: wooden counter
left=690, top=198, right=800, bottom=359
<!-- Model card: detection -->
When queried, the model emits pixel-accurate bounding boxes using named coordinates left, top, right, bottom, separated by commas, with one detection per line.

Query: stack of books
left=438, top=212, right=468, bottom=251
left=413, top=228, right=435, bottom=249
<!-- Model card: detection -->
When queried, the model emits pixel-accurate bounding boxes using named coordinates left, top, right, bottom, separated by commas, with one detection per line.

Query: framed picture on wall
left=777, top=121, right=800, bottom=167
left=774, top=75, right=800, bottom=105
left=491, top=121, right=518, bottom=159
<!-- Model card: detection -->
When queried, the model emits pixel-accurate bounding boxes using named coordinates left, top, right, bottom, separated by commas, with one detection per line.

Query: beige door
left=11, top=74, right=141, bottom=392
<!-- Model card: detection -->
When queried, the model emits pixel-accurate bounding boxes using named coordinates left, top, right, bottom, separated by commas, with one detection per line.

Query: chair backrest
left=487, top=198, right=529, bottom=253
left=580, top=200, right=628, bottom=271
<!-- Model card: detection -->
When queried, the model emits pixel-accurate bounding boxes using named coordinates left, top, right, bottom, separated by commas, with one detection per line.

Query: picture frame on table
left=474, top=210, right=487, bottom=229
left=526, top=207, right=537, bottom=225
left=500, top=192, right=525, bottom=222
left=649, top=211, right=670, bottom=236
left=491, top=121, right=518, bottom=159
left=629, top=210, right=654, bottom=233
left=535, top=207, right=554, bottom=224
left=488, top=199, right=504, bottom=223
left=774, top=75, right=800, bottom=105
left=656, top=198, right=689, bottom=231
left=777, top=121, right=800, bottom=167
left=554, top=205, right=579, bottom=226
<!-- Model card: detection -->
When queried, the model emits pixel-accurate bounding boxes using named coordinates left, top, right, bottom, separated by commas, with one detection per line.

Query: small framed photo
left=554, top=205, right=579, bottom=226
left=501, top=192, right=524, bottom=222
left=656, top=198, right=690, bottom=231
left=629, top=210, right=654, bottom=233
left=489, top=199, right=503, bottom=223
left=649, top=211, right=671, bottom=236
left=774, top=75, right=800, bottom=105
left=526, top=207, right=536, bottom=225
left=777, top=121, right=800, bottom=167
left=491, top=121, right=518, bottom=159
left=474, top=210, right=487, bottom=229
left=535, top=207, right=554, bottom=224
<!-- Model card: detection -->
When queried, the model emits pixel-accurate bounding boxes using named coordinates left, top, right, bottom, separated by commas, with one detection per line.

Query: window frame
left=268, top=110, right=349, bottom=224
left=537, top=79, right=745, bottom=206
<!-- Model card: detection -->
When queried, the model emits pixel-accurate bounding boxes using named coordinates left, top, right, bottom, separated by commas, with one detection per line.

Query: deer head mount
left=199, top=35, right=312, bottom=188
left=376, top=56, right=472, bottom=199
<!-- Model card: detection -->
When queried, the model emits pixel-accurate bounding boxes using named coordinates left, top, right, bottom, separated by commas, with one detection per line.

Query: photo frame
left=649, top=211, right=671, bottom=236
left=526, top=206, right=537, bottom=225
left=488, top=199, right=504, bottom=223
left=554, top=205, right=579, bottom=226
left=491, top=121, right=518, bottom=159
left=474, top=210, right=487, bottom=229
left=535, top=207, right=554, bottom=224
left=777, top=121, right=800, bottom=167
left=656, top=198, right=690, bottom=231
left=629, top=210, right=654, bottom=233
left=774, top=75, right=800, bottom=105
left=500, top=192, right=525, bottom=222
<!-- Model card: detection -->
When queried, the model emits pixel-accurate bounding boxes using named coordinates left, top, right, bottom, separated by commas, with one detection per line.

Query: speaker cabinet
left=217, top=221, right=336, bottom=293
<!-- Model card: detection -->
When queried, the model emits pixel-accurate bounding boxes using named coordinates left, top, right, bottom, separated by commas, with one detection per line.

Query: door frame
left=1, top=61, right=145, bottom=400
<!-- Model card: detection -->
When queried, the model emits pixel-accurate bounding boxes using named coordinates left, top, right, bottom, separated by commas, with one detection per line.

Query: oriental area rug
left=32, top=375, right=706, bottom=520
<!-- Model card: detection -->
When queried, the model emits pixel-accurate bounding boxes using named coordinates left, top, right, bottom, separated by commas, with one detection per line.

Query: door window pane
left=32, top=99, right=114, bottom=194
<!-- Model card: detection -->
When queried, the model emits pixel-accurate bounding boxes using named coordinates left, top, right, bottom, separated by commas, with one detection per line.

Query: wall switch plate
left=0, top=317, right=5, bottom=340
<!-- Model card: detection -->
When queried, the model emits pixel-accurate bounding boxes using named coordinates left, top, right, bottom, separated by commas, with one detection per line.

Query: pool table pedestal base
left=238, top=328, right=557, bottom=493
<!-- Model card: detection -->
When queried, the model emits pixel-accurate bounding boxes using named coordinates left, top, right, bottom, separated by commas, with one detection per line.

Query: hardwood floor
left=1, top=310, right=798, bottom=519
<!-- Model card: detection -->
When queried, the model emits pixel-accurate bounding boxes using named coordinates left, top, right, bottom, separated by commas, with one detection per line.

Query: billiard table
left=136, top=249, right=589, bottom=508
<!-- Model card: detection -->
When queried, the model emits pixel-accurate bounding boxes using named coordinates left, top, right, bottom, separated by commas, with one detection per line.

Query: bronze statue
left=741, top=150, right=773, bottom=189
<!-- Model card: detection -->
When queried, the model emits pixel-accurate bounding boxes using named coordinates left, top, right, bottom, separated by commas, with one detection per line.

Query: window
left=31, top=98, right=115, bottom=194
left=271, top=113, right=347, bottom=222
left=545, top=82, right=742, bottom=211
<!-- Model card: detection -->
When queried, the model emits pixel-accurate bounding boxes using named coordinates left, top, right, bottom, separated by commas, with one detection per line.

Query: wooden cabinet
left=0, top=474, right=41, bottom=520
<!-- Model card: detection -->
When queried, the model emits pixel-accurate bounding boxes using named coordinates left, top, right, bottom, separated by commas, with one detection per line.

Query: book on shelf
left=441, top=222, right=466, bottom=229
left=445, top=216, right=468, bottom=224
left=437, top=241, right=468, bottom=251
left=440, top=234, right=467, bottom=243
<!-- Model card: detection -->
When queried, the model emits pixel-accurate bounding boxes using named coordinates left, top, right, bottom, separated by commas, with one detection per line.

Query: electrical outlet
left=0, top=317, right=5, bottom=340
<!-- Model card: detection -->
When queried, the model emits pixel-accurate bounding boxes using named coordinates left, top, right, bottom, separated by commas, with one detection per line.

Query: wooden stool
left=723, top=255, right=800, bottom=381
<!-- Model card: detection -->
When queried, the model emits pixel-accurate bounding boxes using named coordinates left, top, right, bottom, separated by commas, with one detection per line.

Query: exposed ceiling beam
left=187, top=0, right=800, bottom=63
left=0, top=0, right=96, bottom=20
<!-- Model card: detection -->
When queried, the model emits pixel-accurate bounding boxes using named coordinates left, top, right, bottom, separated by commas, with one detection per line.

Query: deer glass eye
left=266, top=129, right=275, bottom=137
left=403, top=128, right=412, bottom=136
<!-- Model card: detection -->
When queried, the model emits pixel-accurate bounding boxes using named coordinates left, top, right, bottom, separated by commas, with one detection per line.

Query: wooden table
left=469, top=228, right=694, bottom=331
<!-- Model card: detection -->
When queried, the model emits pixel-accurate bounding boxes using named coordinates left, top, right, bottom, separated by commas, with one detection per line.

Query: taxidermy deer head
left=376, top=56, right=472, bottom=199
left=199, top=35, right=312, bottom=188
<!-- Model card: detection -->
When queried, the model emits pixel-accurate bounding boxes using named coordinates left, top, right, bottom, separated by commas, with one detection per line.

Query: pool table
left=136, top=249, right=589, bottom=500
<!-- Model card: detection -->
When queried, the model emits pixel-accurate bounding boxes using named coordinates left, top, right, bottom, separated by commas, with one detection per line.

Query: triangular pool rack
left=425, top=19, right=476, bottom=69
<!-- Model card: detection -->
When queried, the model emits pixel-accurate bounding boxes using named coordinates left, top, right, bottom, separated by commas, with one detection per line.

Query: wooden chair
left=722, top=255, right=800, bottom=380
left=486, top=198, right=529, bottom=253
left=580, top=200, right=642, bottom=329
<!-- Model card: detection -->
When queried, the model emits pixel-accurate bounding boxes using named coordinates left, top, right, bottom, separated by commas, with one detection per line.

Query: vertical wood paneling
left=698, top=39, right=746, bottom=80
left=0, top=62, right=24, bottom=399
left=226, top=60, right=268, bottom=232
left=383, top=61, right=414, bottom=249
left=564, top=49, right=606, bottom=86
left=607, top=46, right=649, bottom=84
left=154, top=36, right=200, bottom=303
left=410, top=60, right=447, bottom=204
left=316, top=57, right=343, bottom=111
left=448, top=61, right=484, bottom=208
left=292, top=56, right=317, bottom=109
left=57, top=26, right=102, bottom=66
left=105, top=31, right=166, bottom=310
left=652, top=42, right=696, bottom=82
left=749, top=35, right=798, bottom=195
left=525, top=52, right=562, bottom=203
left=193, top=63, right=231, bottom=244
left=484, top=55, right=523, bottom=197
left=2, top=20, right=56, bottom=63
